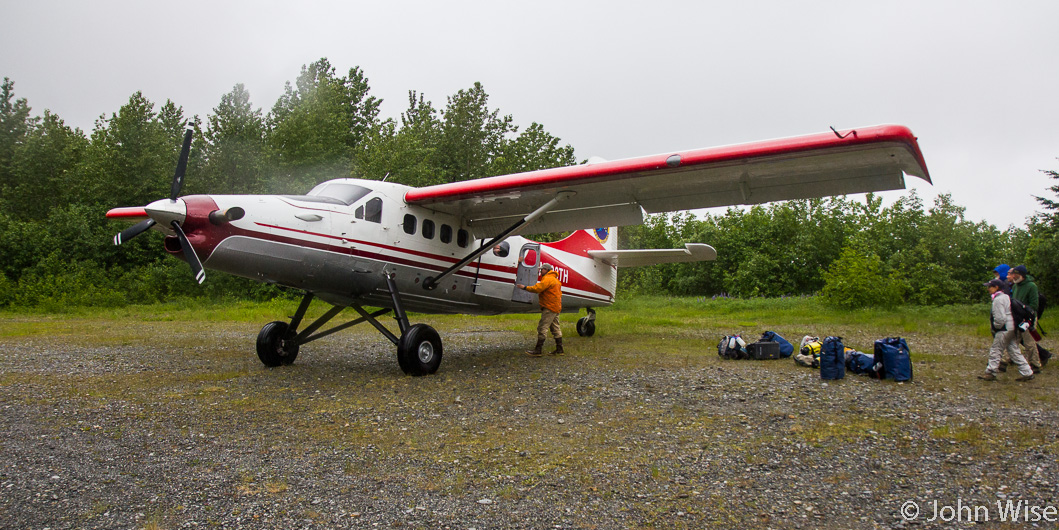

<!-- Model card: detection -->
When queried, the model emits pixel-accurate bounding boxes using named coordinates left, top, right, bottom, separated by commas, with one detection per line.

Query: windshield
left=306, top=182, right=373, bottom=206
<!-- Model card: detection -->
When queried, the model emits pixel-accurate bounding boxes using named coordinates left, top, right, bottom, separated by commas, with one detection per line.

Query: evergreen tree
left=438, top=82, right=516, bottom=182
left=266, top=58, right=382, bottom=192
left=200, top=84, right=267, bottom=194
left=7, top=111, right=88, bottom=219
left=0, top=78, right=33, bottom=201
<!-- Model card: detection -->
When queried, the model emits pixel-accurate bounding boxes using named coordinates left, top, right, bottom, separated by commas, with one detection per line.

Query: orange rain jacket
left=525, top=270, right=562, bottom=313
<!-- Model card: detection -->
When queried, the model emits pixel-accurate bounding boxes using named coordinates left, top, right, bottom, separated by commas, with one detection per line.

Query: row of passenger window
left=403, top=214, right=470, bottom=248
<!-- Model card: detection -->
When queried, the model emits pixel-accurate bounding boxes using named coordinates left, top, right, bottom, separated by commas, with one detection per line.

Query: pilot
left=493, top=242, right=509, bottom=257
left=516, top=263, right=564, bottom=357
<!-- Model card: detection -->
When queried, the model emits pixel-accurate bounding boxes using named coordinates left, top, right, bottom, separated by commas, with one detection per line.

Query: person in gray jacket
left=979, top=279, right=1034, bottom=381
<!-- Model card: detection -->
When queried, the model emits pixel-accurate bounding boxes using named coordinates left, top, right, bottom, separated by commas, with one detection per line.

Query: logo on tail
left=594, top=227, right=610, bottom=245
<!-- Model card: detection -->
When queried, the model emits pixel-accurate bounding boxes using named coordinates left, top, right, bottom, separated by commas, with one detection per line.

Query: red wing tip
left=106, top=207, right=149, bottom=220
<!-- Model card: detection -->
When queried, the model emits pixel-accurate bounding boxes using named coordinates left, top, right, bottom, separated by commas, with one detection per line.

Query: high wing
left=404, top=125, right=930, bottom=238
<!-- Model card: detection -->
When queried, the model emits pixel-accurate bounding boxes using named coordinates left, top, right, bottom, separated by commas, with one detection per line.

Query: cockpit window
left=306, top=182, right=372, bottom=206
left=364, top=197, right=382, bottom=223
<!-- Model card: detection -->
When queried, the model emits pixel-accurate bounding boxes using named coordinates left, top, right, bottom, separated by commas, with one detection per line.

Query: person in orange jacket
left=516, top=263, right=564, bottom=356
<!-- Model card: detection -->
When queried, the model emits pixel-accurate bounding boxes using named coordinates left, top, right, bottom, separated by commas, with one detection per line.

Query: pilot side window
left=440, top=224, right=452, bottom=244
left=364, top=197, right=382, bottom=223
left=422, top=219, right=435, bottom=240
left=457, top=229, right=469, bottom=248
left=403, top=214, right=417, bottom=235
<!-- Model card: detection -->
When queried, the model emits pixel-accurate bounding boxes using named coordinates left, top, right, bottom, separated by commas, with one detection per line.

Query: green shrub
left=14, top=252, right=125, bottom=310
left=820, top=245, right=904, bottom=309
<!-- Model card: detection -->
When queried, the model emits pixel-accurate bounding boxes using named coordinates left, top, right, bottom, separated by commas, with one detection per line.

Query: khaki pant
left=989, top=329, right=1033, bottom=377
left=536, top=309, right=562, bottom=341
left=1002, top=329, right=1042, bottom=369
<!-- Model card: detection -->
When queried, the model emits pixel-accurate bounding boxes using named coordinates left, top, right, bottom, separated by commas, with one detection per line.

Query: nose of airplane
left=144, top=198, right=187, bottom=232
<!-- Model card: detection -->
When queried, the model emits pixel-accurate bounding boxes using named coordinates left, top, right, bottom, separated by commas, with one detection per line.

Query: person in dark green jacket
left=1003, top=265, right=1042, bottom=373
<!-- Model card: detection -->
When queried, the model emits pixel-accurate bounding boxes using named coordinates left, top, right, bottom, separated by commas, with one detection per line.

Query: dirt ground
left=1, top=314, right=1056, bottom=529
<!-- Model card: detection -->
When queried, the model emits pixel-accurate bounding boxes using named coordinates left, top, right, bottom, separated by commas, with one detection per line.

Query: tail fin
left=547, top=227, right=618, bottom=256
left=544, top=227, right=619, bottom=303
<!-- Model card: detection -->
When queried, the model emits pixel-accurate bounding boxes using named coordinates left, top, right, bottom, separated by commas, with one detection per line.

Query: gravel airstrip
left=1, top=314, right=1057, bottom=529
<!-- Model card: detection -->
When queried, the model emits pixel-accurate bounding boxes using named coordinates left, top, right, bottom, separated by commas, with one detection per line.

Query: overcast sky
left=2, top=0, right=1057, bottom=229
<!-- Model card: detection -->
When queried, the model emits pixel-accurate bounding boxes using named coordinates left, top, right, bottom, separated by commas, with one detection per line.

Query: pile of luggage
left=718, top=331, right=913, bottom=382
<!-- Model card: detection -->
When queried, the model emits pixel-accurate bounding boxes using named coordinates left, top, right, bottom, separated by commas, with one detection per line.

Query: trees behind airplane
left=0, top=63, right=1053, bottom=309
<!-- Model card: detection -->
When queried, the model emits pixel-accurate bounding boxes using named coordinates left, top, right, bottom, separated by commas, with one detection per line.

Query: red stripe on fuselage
left=178, top=196, right=614, bottom=301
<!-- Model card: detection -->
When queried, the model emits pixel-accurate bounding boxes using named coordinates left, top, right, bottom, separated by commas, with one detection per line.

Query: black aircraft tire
left=576, top=317, right=596, bottom=337
left=397, top=324, right=443, bottom=376
left=257, top=321, right=299, bottom=367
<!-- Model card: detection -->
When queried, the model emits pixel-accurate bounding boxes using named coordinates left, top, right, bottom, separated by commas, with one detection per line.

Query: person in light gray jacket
left=979, top=279, right=1034, bottom=381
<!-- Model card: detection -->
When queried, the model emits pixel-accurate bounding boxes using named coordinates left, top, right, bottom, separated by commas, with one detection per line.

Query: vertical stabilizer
left=546, top=227, right=618, bottom=256
left=542, top=227, right=619, bottom=304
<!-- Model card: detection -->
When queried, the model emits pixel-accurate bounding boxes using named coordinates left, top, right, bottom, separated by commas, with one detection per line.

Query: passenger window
left=440, top=224, right=452, bottom=244
left=403, top=214, right=417, bottom=235
left=364, top=198, right=382, bottom=223
left=423, top=219, right=435, bottom=240
left=493, top=241, right=509, bottom=257
left=457, top=229, right=469, bottom=248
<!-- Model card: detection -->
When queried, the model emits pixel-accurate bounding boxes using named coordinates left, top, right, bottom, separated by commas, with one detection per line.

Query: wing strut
left=422, top=191, right=575, bottom=290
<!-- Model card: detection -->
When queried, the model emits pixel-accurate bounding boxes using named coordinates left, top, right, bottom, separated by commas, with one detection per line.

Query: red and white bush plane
left=107, top=125, right=930, bottom=375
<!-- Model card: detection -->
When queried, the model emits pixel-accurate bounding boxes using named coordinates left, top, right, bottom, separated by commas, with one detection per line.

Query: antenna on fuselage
left=382, top=172, right=391, bottom=182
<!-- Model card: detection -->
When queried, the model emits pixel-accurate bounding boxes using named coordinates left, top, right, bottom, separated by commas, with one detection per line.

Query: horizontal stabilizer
left=587, top=243, right=716, bottom=267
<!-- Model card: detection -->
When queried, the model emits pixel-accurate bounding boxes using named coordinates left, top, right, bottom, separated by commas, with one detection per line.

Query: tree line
left=0, top=58, right=1056, bottom=310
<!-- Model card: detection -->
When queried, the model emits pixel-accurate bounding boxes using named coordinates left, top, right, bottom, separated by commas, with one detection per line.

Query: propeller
left=113, top=218, right=156, bottom=245
left=171, top=220, right=205, bottom=284
left=170, top=128, right=193, bottom=201
left=111, top=127, right=205, bottom=283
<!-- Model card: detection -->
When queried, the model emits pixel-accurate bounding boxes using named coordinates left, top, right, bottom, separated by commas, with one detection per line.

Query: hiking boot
left=977, top=372, right=997, bottom=381
left=1016, top=374, right=1035, bottom=382
left=1032, top=365, right=1042, bottom=374
left=997, top=361, right=1008, bottom=373
left=526, top=338, right=545, bottom=357
left=549, top=338, right=565, bottom=356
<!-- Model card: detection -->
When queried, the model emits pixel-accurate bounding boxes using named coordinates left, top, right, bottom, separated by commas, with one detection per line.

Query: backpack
left=760, top=331, right=795, bottom=358
left=718, top=335, right=748, bottom=360
left=819, top=336, right=845, bottom=380
left=1011, top=298, right=1037, bottom=331
left=873, top=337, right=913, bottom=382
left=795, top=338, right=822, bottom=368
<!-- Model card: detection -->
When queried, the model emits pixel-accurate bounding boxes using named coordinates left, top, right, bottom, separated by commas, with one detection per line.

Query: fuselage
left=149, top=179, right=617, bottom=315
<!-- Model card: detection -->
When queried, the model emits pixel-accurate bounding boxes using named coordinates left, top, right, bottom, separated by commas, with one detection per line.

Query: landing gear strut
left=254, top=274, right=443, bottom=376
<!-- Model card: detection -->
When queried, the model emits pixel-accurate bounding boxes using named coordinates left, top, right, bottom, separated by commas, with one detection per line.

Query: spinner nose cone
left=144, top=198, right=187, bottom=229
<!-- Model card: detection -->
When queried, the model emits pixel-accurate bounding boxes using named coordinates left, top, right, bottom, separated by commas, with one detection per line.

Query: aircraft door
left=511, top=243, right=541, bottom=304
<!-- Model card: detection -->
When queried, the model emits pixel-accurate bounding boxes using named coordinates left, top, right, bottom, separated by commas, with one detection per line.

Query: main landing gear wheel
left=256, top=321, right=300, bottom=367
left=397, top=324, right=443, bottom=376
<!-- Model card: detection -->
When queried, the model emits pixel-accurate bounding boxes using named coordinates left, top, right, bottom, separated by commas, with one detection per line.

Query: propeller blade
left=171, top=221, right=205, bottom=284
left=169, top=128, right=193, bottom=201
left=113, top=219, right=156, bottom=245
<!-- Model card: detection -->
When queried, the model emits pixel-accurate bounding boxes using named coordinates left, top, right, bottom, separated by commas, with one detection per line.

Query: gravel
left=0, top=319, right=1056, bottom=529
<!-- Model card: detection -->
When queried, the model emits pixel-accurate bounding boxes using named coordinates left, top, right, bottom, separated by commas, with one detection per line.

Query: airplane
left=106, top=124, right=930, bottom=376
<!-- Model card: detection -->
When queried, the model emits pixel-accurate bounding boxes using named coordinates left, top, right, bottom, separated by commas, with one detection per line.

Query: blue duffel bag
left=760, top=331, right=795, bottom=358
left=873, top=337, right=913, bottom=382
left=820, top=336, right=845, bottom=380
left=845, top=350, right=878, bottom=376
